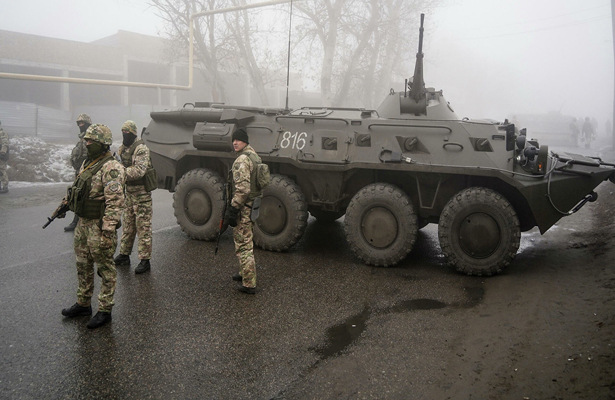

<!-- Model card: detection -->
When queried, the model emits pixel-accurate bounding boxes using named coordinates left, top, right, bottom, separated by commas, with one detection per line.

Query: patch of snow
left=9, top=181, right=70, bottom=188
left=7, top=136, right=76, bottom=183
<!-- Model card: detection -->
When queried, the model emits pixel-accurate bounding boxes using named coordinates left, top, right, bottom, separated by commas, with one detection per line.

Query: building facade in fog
left=0, top=29, right=309, bottom=140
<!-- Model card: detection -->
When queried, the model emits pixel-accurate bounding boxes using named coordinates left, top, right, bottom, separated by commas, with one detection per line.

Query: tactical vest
left=120, top=139, right=157, bottom=191
left=228, top=151, right=263, bottom=202
left=68, top=154, right=114, bottom=219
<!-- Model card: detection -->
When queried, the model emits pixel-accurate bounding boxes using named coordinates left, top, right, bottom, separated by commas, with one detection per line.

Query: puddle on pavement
left=313, top=298, right=448, bottom=361
left=312, top=306, right=371, bottom=360
left=463, top=286, right=484, bottom=307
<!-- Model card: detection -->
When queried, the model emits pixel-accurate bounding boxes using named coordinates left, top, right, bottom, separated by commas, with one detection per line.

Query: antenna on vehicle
left=284, top=0, right=294, bottom=112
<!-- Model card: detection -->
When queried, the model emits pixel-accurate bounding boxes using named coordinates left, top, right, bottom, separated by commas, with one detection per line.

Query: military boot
left=114, top=254, right=131, bottom=266
left=61, top=303, right=92, bottom=318
left=238, top=286, right=256, bottom=294
left=135, top=259, right=151, bottom=274
left=232, top=273, right=242, bottom=282
left=87, top=311, right=112, bottom=329
left=0, top=183, right=8, bottom=194
left=64, top=214, right=79, bottom=232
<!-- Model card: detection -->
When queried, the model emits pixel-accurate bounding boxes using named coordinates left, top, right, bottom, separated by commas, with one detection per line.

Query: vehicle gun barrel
left=409, top=13, right=425, bottom=102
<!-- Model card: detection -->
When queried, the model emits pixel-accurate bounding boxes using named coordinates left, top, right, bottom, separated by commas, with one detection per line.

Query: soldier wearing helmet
left=114, top=120, right=155, bottom=274
left=65, top=113, right=93, bottom=231
left=60, top=124, right=126, bottom=329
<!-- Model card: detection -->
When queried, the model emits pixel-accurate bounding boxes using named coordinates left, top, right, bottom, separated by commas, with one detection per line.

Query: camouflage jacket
left=70, top=132, right=88, bottom=171
left=0, top=127, right=8, bottom=154
left=118, top=141, right=152, bottom=194
left=230, top=144, right=258, bottom=209
left=79, top=155, right=125, bottom=231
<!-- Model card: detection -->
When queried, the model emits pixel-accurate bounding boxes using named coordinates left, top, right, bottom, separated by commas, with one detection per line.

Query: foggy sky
left=429, top=0, right=613, bottom=124
left=0, top=0, right=613, bottom=124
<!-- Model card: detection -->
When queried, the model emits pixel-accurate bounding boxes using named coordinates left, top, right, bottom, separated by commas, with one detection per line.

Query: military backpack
left=246, top=152, right=271, bottom=198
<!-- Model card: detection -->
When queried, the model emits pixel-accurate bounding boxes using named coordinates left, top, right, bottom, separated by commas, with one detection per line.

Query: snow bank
left=5, top=136, right=125, bottom=186
left=6, top=136, right=75, bottom=183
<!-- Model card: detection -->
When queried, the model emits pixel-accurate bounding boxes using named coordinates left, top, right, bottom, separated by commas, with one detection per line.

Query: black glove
left=226, top=206, right=240, bottom=227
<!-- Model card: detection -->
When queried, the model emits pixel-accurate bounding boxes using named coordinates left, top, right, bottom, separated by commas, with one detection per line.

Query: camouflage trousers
left=0, top=159, right=7, bottom=187
left=233, top=205, right=256, bottom=288
left=74, top=218, right=117, bottom=312
left=119, top=191, right=153, bottom=260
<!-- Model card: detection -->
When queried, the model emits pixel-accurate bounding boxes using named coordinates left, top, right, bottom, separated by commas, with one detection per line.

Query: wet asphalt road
left=0, top=186, right=491, bottom=399
left=0, top=176, right=607, bottom=399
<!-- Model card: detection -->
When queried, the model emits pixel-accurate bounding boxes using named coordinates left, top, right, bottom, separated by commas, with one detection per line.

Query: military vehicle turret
left=143, top=14, right=615, bottom=276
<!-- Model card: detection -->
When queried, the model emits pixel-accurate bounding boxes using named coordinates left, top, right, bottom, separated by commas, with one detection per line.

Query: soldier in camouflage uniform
left=0, top=120, right=9, bottom=194
left=60, top=124, right=125, bottom=329
left=65, top=113, right=92, bottom=231
left=113, top=120, right=153, bottom=274
left=226, top=128, right=260, bottom=294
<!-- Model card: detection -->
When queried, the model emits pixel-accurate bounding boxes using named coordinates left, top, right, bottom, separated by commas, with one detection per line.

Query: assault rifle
left=43, top=198, right=70, bottom=229
left=214, top=184, right=228, bottom=255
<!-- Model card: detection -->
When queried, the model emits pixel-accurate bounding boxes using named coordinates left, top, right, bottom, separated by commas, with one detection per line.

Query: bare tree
left=224, top=0, right=289, bottom=106
left=150, top=0, right=440, bottom=108
left=294, top=0, right=441, bottom=107
left=150, top=0, right=283, bottom=105
left=151, top=0, right=231, bottom=102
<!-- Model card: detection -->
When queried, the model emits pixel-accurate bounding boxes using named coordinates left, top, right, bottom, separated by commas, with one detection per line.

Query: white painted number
left=280, top=131, right=307, bottom=150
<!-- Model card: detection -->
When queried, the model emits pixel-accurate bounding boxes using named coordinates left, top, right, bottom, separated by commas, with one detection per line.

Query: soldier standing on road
left=65, top=113, right=92, bottom=231
left=582, top=117, right=595, bottom=149
left=226, top=128, right=260, bottom=294
left=113, top=121, right=154, bottom=274
left=569, top=118, right=580, bottom=147
left=61, top=124, right=125, bottom=329
left=0, top=120, right=9, bottom=194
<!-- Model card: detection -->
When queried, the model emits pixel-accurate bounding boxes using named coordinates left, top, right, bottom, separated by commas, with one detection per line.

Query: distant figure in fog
left=569, top=118, right=580, bottom=147
left=65, top=113, right=92, bottom=231
left=0, top=120, right=9, bottom=194
left=592, top=117, right=599, bottom=136
left=605, top=119, right=611, bottom=137
left=581, top=117, right=596, bottom=149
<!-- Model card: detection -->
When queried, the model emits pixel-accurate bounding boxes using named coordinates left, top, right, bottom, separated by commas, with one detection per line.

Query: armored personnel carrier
left=143, top=14, right=615, bottom=276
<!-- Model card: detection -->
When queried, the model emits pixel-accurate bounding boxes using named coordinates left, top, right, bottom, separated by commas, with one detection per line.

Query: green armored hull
left=144, top=14, right=615, bottom=276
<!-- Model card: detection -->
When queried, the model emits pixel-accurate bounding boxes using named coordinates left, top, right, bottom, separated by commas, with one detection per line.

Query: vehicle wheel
left=253, top=174, right=308, bottom=251
left=438, top=187, right=520, bottom=276
left=309, top=209, right=345, bottom=223
left=173, top=168, right=226, bottom=241
left=344, top=183, right=418, bottom=266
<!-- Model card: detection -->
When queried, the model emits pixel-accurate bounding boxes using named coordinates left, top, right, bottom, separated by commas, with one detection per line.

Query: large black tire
left=253, top=174, right=308, bottom=251
left=173, top=168, right=226, bottom=241
left=438, top=187, right=520, bottom=276
left=309, top=209, right=345, bottom=223
left=344, top=183, right=418, bottom=266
